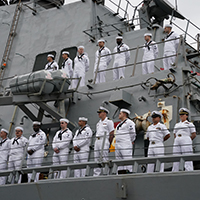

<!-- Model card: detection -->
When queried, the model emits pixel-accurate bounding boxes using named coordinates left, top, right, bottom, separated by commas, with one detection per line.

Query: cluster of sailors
left=0, top=106, right=196, bottom=184
left=44, top=24, right=179, bottom=87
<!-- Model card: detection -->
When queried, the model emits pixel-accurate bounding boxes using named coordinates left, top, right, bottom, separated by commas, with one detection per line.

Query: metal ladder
left=0, top=0, right=22, bottom=87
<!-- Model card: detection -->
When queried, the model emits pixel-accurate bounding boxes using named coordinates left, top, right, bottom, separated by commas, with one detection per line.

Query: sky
left=64, top=0, right=199, bottom=46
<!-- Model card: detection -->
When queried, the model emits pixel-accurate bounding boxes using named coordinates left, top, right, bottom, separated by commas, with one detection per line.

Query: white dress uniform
left=93, top=46, right=112, bottom=83
left=115, top=118, right=136, bottom=172
left=45, top=60, right=59, bottom=71
left=146, top=122, right=170, bottom=173
left=52, top=128, right=72, bottom=178
left=0, top=138, right=11, bottom=185
left=8, top=136, right=28, bottom=183
left=142, top=40, right=158, bottom=74
left=172, top=120, right=196, bottom=172
left=71, top=54, right=90, bottom=88
left=113, top=43, right=130, bottom=80
left=94, top=117, right=114, bottom=176
left=27, top=129, right=47, bottom=182
left=163, top=31, right=179, bottom=70
left=61, top=58, right=73, bottom=78
left=73, top=125, right=93, bottom=177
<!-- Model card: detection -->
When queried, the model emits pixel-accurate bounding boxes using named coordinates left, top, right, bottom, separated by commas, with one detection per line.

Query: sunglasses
left=60, top=122, right=65, bottom=124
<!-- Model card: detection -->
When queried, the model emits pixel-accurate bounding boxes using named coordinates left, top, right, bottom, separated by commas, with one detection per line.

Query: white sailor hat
left=116, top=36, right=123, bottom=40
left=1, top=128, right=9, bottom=134
left=97, top=106, right=109, bottom=114
left=79, top=117, right=88, bottom=122
left=144, top=33, right=152, bottom=37
left=179, top=108, right=190, bottom=115
left=47, top=54, right=54, bottom=58
left=164, top=24, right=173, bottom=28
left=15, top=126, right=24, bottom=132
left=33, top=121, right=41, bottom=125
left=78, top=46, right=85, bottom=49
left=120, top=108, right=130, bottom=115
left=151, top=111, right=162, bottom=118
left=62, top=51, right=70, bottom=55
left=60, top=118, right=69, bottom=123
left=97, top=39, right=105, bottom=43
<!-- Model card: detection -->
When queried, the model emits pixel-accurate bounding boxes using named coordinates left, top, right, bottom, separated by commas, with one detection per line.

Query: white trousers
left=93, top=138, right=110, bottom=176
left=53, top=152, right=68, bottom=179
left=172, top=136, right=193, bottom=172
left=142, top=60, right=154, bottom=74
left=163, top=51, right=176, bottom=70
left=27, top=151, right=44, bottom=182
left=94, top=63, right=107, bottom=84
left=74, top=150, right=89, bottom=177
left=147, top=142, right=165, bottom=173
left=8, top=156, right=22, bottom=183
left=0, top=161, right=7, bottom=185
left=113, top=60, right=125, bottom=80
left=115, top=142, right=133, bottom=172
left=72, top=71, right=85, bottom=88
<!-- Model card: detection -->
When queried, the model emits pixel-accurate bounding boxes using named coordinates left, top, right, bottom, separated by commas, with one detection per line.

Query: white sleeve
left=52, top=133, right=58, bottom=149
left=69, top=60, right=73, bottom=78
left=107, top=120, right=114, bottom=133
left=146, top=126, right=150, bottom=139
left=162, top=124, right=170, bottom=136
left=53, top=62, right=59, bottom=70
left=174, top=33, right=180, bottom=52
left=173, top=124, right=178, bottom=134
left=125, top=44, right=130, bottom=63
left=153, top=43, right=158, bottom=59
left=189, top=123, right=196, bottom=134
left=85, top=55, right=90, bottom=72
left=106, top=48, right=112, bottom=65
left=129, top=121, right=136, bottom=142
left=44, top=63, right=48, bottom=70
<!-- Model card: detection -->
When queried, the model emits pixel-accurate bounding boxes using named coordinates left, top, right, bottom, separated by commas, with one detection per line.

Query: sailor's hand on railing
left=74, top=146, right=80, bottom=152
left=27, top=149, right=34, bottom=155
left=54, top=148, right=60, bottom=154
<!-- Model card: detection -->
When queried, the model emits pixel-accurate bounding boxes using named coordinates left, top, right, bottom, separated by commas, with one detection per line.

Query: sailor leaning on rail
left=115, top=109, right=136, bottom=174
left=44, top=54, right=59, bottom=71
left=8, top=126, right=28, bottom=183
left=146, top=111, right=170, bottom=173
left=0, top=128, right=11, bottom=185
left=172, top=108, right=196, bottom=172
left=94, top=106, right=114, bottom=176
left=73, top=117, right=93, bottom=177
left=71, top=46, right=90, bottom=88
left=93, top=39, right=112, bottom=83
left=142, top=33, right=158, bottom=75
left=52, top=118, right=72, bottom=179
left=61, top=51, right=73, bottom=78
left=163, top=24, right=179, bottom=71
left=27, top=121, right=47, bottom=182
left=112, top=36, right=130, bottom=80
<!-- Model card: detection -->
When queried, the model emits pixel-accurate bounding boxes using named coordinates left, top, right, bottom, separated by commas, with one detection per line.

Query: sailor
left=27, top=121, right=47, bottom=182
left=163, top=24, right=180, bottom=70
left=71, top=46, right=90, bottom=88
left=73, top=117, right=93, bottom=177
left=172, top=108, right=196, bottom=172
left=112, top=36, right=130, bottom=80
left=93, top=39, right=112, bottom=83
left=94, top=106, right=114, bottom=176
left=146, top=111, right=170, bottom=173
left=115, top=109, right=136, bottom=173
left=44, top=54, right=59, bottom=71
left=52, top=118, right=72, bottom=178
left=61, top=51, right=73, bottom=78
left=8, top=127, right=28, bottom=183
left=142, top=33, right=158, bottom=74
left=0, top=128, right=11, bottom=185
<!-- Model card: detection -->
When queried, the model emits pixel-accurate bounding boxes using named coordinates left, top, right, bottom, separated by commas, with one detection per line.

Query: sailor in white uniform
left=172, top=108, right=196, bottom=172
left=71, top=46, right=90, bottom=88
left=0, top=128, right=11, bottom=185
left=27, top=121, right=47, bottom=182
left=61, top=51, right=73, bottom=78
left=142, top=33, right=158, bottom=74
left=73, top=117, right=93, bottom=177
left=45, top=54, right=59, bottom=71
left=52, top=118, right=72, bottom=179
left=112, top=36, right=130, bottom=80
left=93, top=39, right=112, bottom=83
left=94, top=106, right=114, bottom=176
left=115, top=109, right=136, bottom=173
left=146, top=111, right=170, bottom=173
left=8, top=127, right=28, bottom=183
left=163, top=24, right=179, bottom=70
